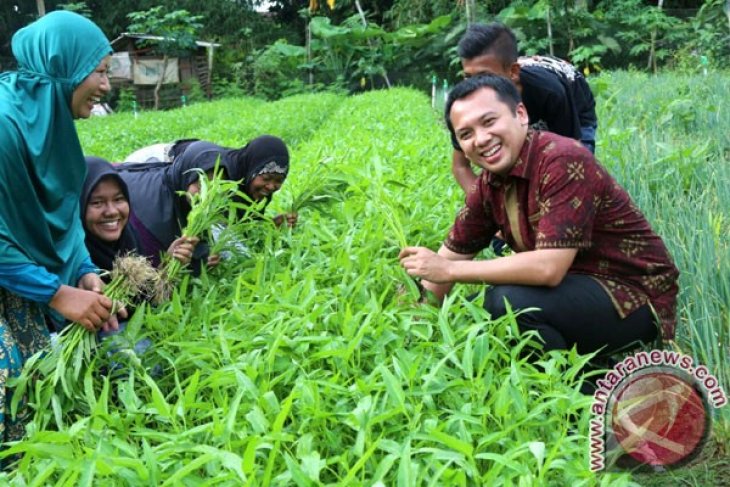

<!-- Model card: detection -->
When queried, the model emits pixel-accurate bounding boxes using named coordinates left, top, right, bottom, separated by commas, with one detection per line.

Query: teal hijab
left=0, top=11, right=112, bottom=287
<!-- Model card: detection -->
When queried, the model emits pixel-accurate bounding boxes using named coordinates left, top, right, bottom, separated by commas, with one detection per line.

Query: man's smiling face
left=450, top=86, right=529, bottom=176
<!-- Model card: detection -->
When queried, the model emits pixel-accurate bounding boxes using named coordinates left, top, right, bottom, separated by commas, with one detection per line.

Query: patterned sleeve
left=535, top=152, right=599, bottom=249
left=444, top=180, right=497, bottom=254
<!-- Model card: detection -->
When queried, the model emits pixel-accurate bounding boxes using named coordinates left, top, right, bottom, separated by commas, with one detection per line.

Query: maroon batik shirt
left=445, top=131, right=679, bottom=339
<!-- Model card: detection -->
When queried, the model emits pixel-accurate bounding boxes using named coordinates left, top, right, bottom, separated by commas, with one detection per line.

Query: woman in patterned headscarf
left=116, top=135, right=296, bottom=270
left=0, top=11, right=115, bottom=444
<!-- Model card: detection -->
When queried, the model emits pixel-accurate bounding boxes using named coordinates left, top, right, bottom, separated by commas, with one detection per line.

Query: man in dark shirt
left=400, top=74, right=678, bottom=355
left=452, top=22, right=597, bottom=193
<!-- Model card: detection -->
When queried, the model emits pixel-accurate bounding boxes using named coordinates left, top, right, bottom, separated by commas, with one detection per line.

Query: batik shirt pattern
left=445, top=131, right=679, bottom=339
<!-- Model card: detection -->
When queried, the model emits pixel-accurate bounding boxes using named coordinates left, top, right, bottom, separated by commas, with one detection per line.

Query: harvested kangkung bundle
left=154, top=164, right=241, bottom=303
left=10, top=254, right=159, bottom=425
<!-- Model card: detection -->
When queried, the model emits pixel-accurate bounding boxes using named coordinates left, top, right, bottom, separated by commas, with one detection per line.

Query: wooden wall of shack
left=110, top=36, right=213, bottom=110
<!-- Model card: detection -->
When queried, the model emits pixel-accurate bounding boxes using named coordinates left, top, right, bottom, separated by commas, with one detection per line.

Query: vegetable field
left=1, top=72, right=728, bottom=485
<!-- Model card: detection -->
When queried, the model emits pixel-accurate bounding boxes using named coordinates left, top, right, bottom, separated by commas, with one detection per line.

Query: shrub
left=252, top=40, right=307, bottom=100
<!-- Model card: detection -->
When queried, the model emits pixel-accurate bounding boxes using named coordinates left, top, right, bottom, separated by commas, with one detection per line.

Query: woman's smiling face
left=84, top=176, right=129, bottom=242
left=71, top=55, right=111, bottom=119
left=248, top=173, right=285, bottom=201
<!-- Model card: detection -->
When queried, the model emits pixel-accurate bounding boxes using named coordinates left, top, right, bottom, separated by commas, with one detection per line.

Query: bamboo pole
left=546, top=4, right=554, bottom=56
left=306, top=19, right=313, bottom=85
left=465, top=0, right=476, bottom=26
left=154, top=55, right=168, bottom=110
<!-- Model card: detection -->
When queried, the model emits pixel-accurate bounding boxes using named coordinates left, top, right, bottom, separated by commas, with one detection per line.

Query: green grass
left=0, top=73, right=727, bottom=485
left=592, top=70, right=730, bottom=433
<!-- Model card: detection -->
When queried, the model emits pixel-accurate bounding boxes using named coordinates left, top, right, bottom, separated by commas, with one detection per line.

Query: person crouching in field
left=399, top=74, right=679, bottom=361
left=122, top=138, right=199, bottom=164
left=453, top=23, right=598, bottom=257
left=82, top=156, right=198, bottom=274
left=0, top=11, right=116, bottom=445
left=116, top=136, right=296, bottom=272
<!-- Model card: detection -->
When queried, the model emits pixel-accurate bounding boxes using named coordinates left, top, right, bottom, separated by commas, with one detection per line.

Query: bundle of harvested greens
left=154, top=164, right=240, bottom=302
left=12, top=165, right=239, bottom=426
left=10, top=254, right=159, bottom=426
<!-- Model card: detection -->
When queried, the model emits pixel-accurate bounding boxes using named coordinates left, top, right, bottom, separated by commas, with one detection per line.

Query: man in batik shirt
left=399, top=74, right=678, bottom=355
left=451, top=22, right=598, bottom=194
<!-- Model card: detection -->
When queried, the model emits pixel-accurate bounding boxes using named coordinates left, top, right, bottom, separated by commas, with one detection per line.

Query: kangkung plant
left=2, top=79, right=727, bottom=485
left=289, top=158, right=349, bottom=214
left=155, top=164, right=241, bottom=301
left=9, top=254, right=159, bottom=428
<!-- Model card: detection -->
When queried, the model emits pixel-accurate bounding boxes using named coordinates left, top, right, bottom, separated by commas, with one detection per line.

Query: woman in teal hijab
left=0, top=11, right=115, bottom=446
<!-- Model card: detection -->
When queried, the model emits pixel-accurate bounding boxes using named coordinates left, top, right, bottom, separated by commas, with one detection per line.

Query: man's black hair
left=444, top=74, right=522, bottom=143
left=457, top=22, right=518, bottom=69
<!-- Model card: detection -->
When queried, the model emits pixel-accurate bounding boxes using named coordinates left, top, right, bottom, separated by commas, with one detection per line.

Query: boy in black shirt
left=452, top=22, right=597, bottom=193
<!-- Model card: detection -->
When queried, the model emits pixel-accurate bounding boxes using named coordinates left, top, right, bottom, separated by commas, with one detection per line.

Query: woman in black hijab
left=117, top=135, right=294, bottom=269
left=82, top=157, right=197, bottom=273
left=81, top=157, right=140, bottom=274
left=81, top=157, right=191, bottom=362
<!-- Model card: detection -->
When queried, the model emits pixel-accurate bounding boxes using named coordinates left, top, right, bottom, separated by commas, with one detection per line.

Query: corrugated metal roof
left=111, top=33, right=221, bottom=49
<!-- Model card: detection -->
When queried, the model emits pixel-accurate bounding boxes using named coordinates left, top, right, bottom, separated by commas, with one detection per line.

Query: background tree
left=57, top=2, right=92, bottom=17
left=0, top=1, right=38, bottom=70
left=2, top=0, right=727, bottom=94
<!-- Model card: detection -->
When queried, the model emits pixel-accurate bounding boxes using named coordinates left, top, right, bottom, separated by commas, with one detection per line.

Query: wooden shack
left=109, top=33, right=220, bottom=109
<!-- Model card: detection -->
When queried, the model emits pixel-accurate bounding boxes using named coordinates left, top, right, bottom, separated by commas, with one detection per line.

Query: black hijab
left=117, top=135, right=290, bottom=249
left=81, top=156, right=140, bottom=273
left=228, top=135, right=290, bottom=218
left=229, top=135, right=290, bottom=189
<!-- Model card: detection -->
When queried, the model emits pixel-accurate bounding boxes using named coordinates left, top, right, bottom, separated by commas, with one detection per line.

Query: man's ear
left=509, top=62, right=521, bottom=84
left=516, top=102, right=529, bottom=125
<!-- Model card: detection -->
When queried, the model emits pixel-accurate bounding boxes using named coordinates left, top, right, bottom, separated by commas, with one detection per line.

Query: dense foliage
left=0, top=71, right=727, bottom=485
left=2, top=1, right=728, bottom=98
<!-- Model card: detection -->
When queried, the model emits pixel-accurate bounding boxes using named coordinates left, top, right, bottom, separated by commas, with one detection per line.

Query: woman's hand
left=50, top=284, right=113, bottom=332
left=76, top=272, right=127, bottom=332
left=273, top=212, right=298, bottom=228
left=100, top=301, right=127, bottom=333
left=78, top=272, right=104, bottom=293
left=207, top=253, right=221, bottom=268
left=168, top=236, right=200, bottom=265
